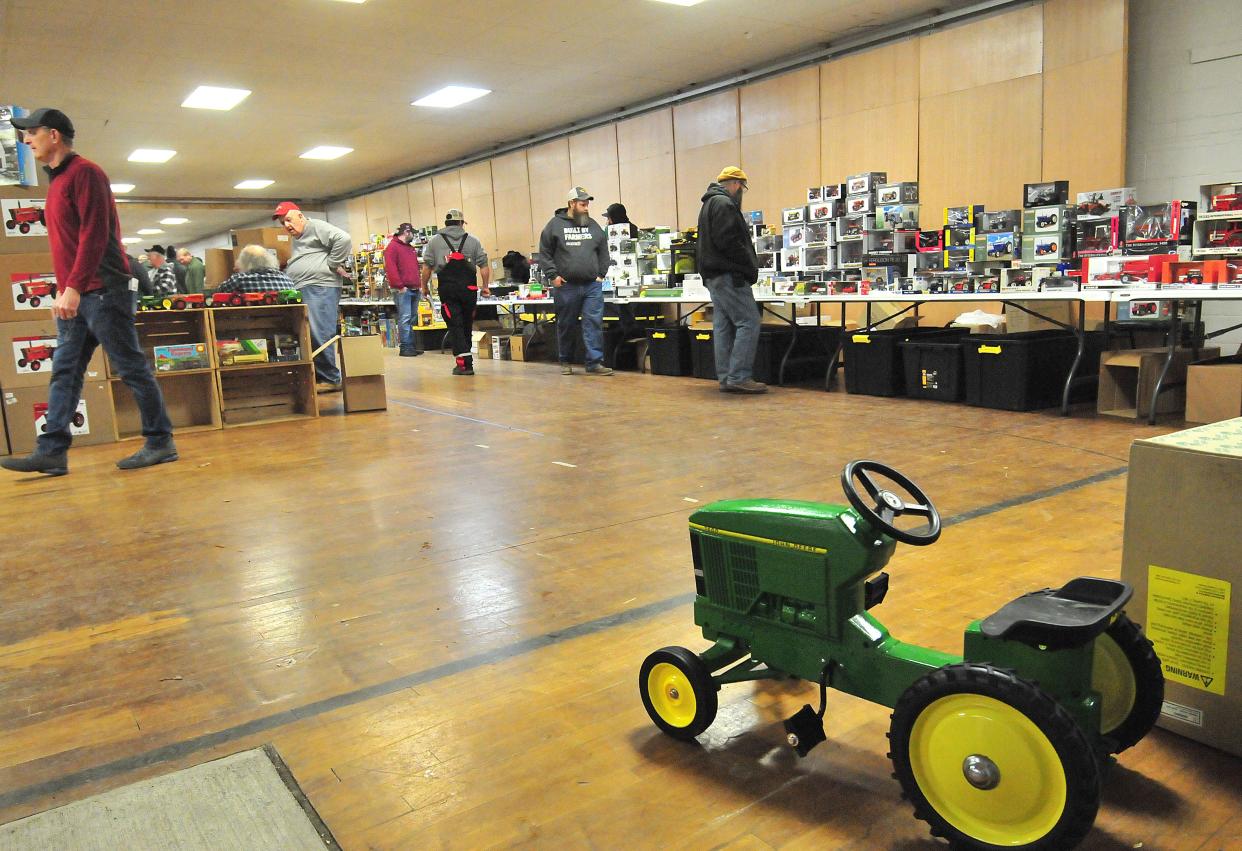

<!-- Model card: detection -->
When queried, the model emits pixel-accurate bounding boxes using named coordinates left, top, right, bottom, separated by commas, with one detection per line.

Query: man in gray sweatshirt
left=538, top=187, right=613, bottom=375
left=275, top=202, right=352, bottom=389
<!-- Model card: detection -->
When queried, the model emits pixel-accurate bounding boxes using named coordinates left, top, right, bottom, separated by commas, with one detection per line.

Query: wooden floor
left=1, top=352, right=1239, bottom=850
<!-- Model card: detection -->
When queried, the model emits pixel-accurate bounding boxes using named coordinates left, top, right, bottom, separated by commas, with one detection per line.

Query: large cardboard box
left=231, top=227, right=292, bottom=267
left=204, top=248, right=234, bottom=288
left=0, top=319, right=105, bottom=389
left=1186, top=357, right=1242, bottom=424
left=0, top=252, right=57, bottom=322
left=1121, top=419, right=1242, bottom=756
left=343, top=375, right=387, bottom=413
left=1097, top=346, right=1217, bottom=420
left=509, top=335, right=528, bottom=362
left=471, top=330, right=493, bottom=359
left=339, top=334, right=385, bottom=376
left=3, top=381, right=115, bottom=453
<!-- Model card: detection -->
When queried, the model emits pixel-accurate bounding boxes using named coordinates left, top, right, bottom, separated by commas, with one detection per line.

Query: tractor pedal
left=783, top=704, right=826, bottom=757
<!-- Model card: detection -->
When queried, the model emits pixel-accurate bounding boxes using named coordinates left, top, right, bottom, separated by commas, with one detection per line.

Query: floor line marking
left=387, top=399, right=545, bottom=436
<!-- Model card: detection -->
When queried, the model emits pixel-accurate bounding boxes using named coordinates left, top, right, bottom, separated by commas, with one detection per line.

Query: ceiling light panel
left=128, top=149, right=176, bottom=163
left=300, top=146, right=353, bottom=160
left=136, top=228, right=164, bottom=235
left=181, top=86, right=251, bottom=110
left=412, top=86, right=491, bottom=108
left=160, top=217, right=189, bottom=225
left=234, top=179, right=275, bottom=189
left=110, top=183, right=135, bottom=193
left=121, top=237, right=141, bottom=245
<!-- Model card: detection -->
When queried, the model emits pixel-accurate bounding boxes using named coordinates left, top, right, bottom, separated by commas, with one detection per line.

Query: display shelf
left=107, top=308, right=211, bottom=379
left=218, top=359, right=313, bottom=372
left=109, top=370, right=221, bottom=440
left=208, top=304, right=311, bottom=370
left=218, top=362, right=316, bottom=427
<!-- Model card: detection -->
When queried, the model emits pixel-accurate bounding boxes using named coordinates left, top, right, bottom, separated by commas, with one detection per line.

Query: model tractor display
left=1035, top=212, right=1058, bottom=228
left=5, top=203, right=45, bottom=234
left=210, top=290, right=280, bottom=307
left=639, top=461, right=1163, bottom=850
left=163, top=294, right=206, bottom=310
left=277, top=288, right=302, bottom=304
left=17, top=340, right=55, bottom=370
left=15, top=275, right=56, bottom=307
left=1035, top=241, right=1059, bottom=256
left=1207, top=223, right=1242, bottom=249
left=1210, top=192, right=1242, bottom=213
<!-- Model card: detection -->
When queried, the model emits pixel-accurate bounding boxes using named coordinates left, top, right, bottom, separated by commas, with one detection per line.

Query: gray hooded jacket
left=537, top=210, right=610, bottom=284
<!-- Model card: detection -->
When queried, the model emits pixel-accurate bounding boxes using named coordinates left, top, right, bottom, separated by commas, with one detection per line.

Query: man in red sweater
left=1, top=108, right=176, bottom=477
left=383, top=222, right=425, bottom=356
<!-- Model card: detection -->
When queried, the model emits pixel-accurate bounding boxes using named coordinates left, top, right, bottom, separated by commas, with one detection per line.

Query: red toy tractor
left=210, top=291, right=279, bottom=307
left=163, top=294, right=206, bottom=310
left=5, top=204, right=46, bottom=234
left=17, top=339, right=55, bottom=370
left=14, top=275, right=56, bottom=307
left=1210, top=193, right=1242, bottom=213
left=1207, top=223, right=1242, bottom=249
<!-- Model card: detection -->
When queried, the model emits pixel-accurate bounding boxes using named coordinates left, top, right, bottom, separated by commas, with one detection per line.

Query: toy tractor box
left=0, top=253, right=57, bottom=323
left=0, top=318, right=104, bottom=389
left=1122, top=419, right=1242, bottom=757
left=3, top=381, right=115, bottom=453
left=153, top=343, right=211, bottom=372
left=215, top=338, right=269, bottom=366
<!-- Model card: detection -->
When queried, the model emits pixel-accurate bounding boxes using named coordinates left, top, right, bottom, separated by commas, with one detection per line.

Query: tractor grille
left=727, top=542, right=760, bottom=611
left=700, top=536, right=731, bottom=605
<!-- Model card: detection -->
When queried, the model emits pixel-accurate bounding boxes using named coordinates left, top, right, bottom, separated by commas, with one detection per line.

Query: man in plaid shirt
left=216, top=244, right=295, bottom=293
left=147, top=246, right=177, bottom=295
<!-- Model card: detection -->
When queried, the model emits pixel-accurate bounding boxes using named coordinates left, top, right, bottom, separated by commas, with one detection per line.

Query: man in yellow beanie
left=697, top=166, right=766, bottom=393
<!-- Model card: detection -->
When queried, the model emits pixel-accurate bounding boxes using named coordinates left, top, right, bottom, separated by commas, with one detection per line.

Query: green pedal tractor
left=640, top=461, right=1163, bottom=850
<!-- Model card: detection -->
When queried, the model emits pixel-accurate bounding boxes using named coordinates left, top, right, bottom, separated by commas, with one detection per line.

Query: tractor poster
left=3, top=198, right=48, bottom=237
left=8, top=273, right=58, bottom=313
left=1, top=106, right=39, bottom=187
left=11, top=334, right=57, bottom=375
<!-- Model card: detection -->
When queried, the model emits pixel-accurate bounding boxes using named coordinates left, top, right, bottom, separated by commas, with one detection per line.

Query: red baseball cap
left=272, top=201, right=300, bottom=220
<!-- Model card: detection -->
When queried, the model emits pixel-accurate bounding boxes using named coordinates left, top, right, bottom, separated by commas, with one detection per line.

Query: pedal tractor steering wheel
left=841, top=460, right=941, bottom=546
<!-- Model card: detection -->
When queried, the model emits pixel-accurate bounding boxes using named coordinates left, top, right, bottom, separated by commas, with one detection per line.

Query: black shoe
left=399, top=348, right=423, bottom=357
left=452, top=365, right=475, bottom=375
left=1, top=451, right=68, bottom=476
left=116, top=443, right=179, bottom=470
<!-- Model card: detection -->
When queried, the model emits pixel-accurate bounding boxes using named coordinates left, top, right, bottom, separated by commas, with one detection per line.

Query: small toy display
left=1207, top=222, right=1242, bottom=249
left=640, top=461, right=1163, bottom=851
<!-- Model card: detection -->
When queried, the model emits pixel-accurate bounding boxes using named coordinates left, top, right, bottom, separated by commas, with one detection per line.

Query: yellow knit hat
left=716, top=166, right=749, bottom=183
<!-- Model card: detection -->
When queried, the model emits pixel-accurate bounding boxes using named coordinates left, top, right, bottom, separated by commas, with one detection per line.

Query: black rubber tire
left=29, top=359, right=40, bottom=371
left=889, top=662, right=1101, bottom=851
left=19, top=222, right=30, bottom=234
left=639, top=646, right=718, bottom=742
left=1095, top=614, right=1164, bottom=753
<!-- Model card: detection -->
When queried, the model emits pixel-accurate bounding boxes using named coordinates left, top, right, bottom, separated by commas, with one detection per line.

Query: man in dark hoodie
left=697, top=166, right=765, bottom=394
left=538, top=186, right=613, bottom=376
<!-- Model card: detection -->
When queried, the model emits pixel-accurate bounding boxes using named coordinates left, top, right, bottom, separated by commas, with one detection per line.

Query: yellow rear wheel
left=1092, top=614, right=1164, bottom=753
left=890, top=663, right=1100, bottom=850
left=639, top=646, right=717, bottom=741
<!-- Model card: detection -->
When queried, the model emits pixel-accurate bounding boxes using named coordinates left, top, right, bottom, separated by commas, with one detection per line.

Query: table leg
left=1148, top=299, right=1182, bottom=425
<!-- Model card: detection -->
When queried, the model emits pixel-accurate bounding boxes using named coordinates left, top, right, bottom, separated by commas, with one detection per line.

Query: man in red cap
left=2, top=108, right=176, bottom=476
left=275, top=201, right=352, bottom=390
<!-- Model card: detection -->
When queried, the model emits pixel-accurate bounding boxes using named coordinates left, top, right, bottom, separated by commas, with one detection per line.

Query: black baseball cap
left=10, top=108, right=75, bottom=139
left=394, top=222, right=415, bottom=236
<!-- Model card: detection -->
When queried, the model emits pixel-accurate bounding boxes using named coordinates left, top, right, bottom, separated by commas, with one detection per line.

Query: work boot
left=561, top=363, right=573, bottom=375
left=724, top=378, right=768, bottom=394
left=316, top=382, right=342, bottom=394
left=585, top=363, right=614, bottom=376
left=452, top=355, right=474, bottom=376
left=399, top=348, right=422, bottom=357
left=117, top=442, right=179, bottom=470
left=1, top=451, right=68, bottom=477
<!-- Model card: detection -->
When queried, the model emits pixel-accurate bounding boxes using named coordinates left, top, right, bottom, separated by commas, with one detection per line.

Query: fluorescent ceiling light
left=181, top=85, right=251, bottom=110
left=122, top=237, right=141, bottom=245
left=160, top=217, right=189, bottom=225
left=330, top=0, right=367, bottom=3
left=412, top=86, right=490, bottom=108
left=128, top=149, right=176, bottom=163
left=111, top=183, right=135, bottom=193
left=136, top=228, right=164, bottom=235
left=234, top=179, right=275, bottom=189
left=649, top=0, right=707, bottom=5
left=300, top=145, right=353, bottom=160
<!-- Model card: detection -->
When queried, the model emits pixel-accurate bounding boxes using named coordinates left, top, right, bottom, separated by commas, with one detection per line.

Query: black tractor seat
left=980, top=577, right=1133, bottom=650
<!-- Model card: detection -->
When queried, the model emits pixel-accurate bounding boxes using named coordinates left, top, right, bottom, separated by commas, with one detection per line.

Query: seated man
left=216, top=244, right=294, bottom=293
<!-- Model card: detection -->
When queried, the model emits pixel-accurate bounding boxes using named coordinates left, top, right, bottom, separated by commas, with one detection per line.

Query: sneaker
left=585, top=364, right=614, bottom=376
left=561, top=363, right=573, bottom=375
left=452, top=364, right=475, bottom=375
left=1, top=451, right=68, bottom=477
left=116, top=443, right=179, bottom=470
left=724, top=378, right=768, bottom=394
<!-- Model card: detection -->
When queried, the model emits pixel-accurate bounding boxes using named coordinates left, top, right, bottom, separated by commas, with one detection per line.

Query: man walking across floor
left=176, top=248, right=206, bottom=295
left=2, top=108, right=176, bottom=476
left=538, top=187, right=613, bottom=376
left=275, top=202, right=352, bottom=391
left=420, top=209, right=490, bottom=375
left=698, top=166, right=765, bottom=394
left=384, top=222, right=424, bottom=357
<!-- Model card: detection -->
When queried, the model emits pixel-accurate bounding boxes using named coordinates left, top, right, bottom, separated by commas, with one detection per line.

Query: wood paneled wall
left=340, top=0, right=1126, bottom=256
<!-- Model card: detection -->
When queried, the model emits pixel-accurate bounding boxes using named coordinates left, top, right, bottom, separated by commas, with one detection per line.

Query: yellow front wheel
left=639, top=646, right=717, bottom=741
left=890, top=663, right=1101, bottom=850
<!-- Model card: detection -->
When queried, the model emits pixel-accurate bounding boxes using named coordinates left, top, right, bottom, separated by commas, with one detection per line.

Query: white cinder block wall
left=1128, top=0, right=1242, bottom=352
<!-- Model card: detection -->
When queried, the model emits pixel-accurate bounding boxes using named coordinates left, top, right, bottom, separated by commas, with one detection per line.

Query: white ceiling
left=4, top=0, right=975, bottom=242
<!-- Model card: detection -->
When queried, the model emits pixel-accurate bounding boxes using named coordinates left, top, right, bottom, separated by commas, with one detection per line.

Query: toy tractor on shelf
left=640, top=461, right=1163, bottom=851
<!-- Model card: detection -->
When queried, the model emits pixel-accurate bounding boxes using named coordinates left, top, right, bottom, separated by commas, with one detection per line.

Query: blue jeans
left=705, top=274, right=760, bottom=385
left=553, top=280, right=605, bottom=366
left=302, top=285, right=342, bottom=384
left=394, top=288, right=420, bottom=351
left=42, top=287, right=173, bottom=455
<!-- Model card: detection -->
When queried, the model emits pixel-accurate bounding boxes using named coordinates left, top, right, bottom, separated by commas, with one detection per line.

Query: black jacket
left=696, top=183, right=758, bottom=284
left=126, top=253, right=153, bottom=296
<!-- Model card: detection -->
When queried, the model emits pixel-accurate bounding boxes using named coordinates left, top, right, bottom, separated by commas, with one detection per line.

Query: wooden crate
left=110, top=371, right=221, bottom=440
left=107, top=308, right=211, bottom=378
left=208, top=304, right=312, bottom=368
left=218, top=363, right=316, bottom=427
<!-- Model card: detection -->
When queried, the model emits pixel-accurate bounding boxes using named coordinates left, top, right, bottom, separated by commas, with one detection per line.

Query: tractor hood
left=690, top=499, right=856, bottom=553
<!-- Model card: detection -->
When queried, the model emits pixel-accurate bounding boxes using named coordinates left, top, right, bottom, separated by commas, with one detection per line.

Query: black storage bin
left=690, top=329, right=717, bottom=380
left=844, top=327, right=966, bottom=396
left=900, top=338, right=965, bottom=402
left=961, top=330, right=1103, bottom=411
left=647, top=326, right=692, bottom=376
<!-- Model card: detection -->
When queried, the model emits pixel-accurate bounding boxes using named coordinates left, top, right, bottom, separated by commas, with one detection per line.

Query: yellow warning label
left=1146, top=565, right=1230, bottom=695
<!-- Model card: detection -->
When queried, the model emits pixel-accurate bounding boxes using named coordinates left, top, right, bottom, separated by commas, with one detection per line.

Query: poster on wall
left=9, top=272, right=58, bottom=312
left=3, top=198, right=48, bottom=237
left=1, top=106, right=39, bottom=187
